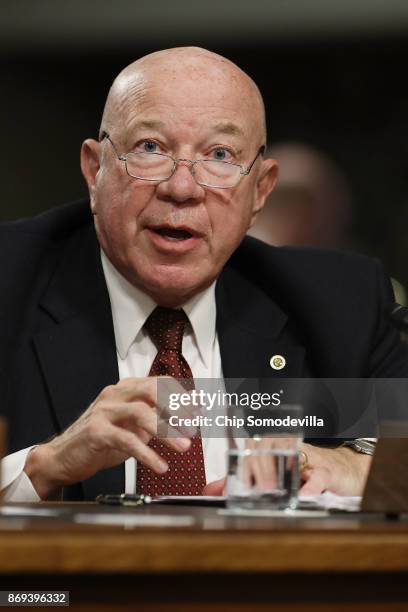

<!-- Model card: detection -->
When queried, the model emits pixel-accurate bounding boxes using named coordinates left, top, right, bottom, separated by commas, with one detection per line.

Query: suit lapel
left=216, top=263, right=306, bottom=381
left=32, top=224, right=124, bottom=498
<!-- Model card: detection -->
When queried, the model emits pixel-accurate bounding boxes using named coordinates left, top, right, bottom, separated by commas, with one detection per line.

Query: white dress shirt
left=1, top=250, right=228, bottom=501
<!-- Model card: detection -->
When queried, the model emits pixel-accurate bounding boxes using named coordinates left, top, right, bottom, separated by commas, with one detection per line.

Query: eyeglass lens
left=125, top=153, right=241, bottom=187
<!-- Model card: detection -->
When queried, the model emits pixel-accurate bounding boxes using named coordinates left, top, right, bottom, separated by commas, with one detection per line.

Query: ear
left=249, top=158, right=278, bottom=227
left=80, top=139, right=101, bottom=215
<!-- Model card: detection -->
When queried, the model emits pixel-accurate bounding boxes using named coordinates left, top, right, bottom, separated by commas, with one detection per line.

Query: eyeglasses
left=101, top=132, right=265, bottom=189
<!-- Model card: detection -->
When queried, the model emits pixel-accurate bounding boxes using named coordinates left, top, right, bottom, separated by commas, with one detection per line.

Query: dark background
left=2, top=0, right=408, bottom=284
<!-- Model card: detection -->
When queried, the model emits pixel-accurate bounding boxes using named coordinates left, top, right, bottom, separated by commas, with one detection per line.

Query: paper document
left=299, top=492, right=361, bottom=512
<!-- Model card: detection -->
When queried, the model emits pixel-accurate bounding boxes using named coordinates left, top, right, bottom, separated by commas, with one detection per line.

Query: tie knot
left=145, top=306, right=188, bottom=352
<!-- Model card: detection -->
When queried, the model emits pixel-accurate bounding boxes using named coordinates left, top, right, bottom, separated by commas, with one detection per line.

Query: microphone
left=389, top=303, right=408, bottom=332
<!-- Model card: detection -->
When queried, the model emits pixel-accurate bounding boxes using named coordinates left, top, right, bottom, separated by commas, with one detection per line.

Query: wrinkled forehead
left=102, top=54, right=265, bottom=147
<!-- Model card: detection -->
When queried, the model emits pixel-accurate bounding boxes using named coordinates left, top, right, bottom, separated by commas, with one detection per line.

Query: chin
left=140, top=263, right=213, bottom=306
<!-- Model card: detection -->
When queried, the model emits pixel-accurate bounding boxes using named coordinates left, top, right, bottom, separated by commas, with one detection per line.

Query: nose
left=155, top=159, right=205, bottom=205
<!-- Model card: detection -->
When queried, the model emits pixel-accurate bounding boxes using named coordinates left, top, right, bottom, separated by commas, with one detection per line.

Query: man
left=1, top=47, right=407, bottom=502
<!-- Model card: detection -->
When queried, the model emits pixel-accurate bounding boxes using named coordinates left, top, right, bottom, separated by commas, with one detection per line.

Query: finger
left=157, top=405, right=198, bottom=439
left=240, top=438, right=256, bottom=489
left=296, top=444, right=312, bottom=476
left=155, top=376, right=203, bottom=423
left=259, top=438, right=280, bottom=490
left=98, top=377, right=166, bottom=408
left=103, top=377, right=158, bottom=404
left=148, top=376, right=201, bottom=438
left=120, top=376, right=191, bottom=413
left=98, top=377, right=198, bottom=424
left=299, top=467, right=329, bottom=496
left=202, top=478, right=225, bottom=496
left=101, top=402, right=192, bottom=452
left=106, top=423, right=169, bottom=475
left=244, top=438, right=277, bottom=491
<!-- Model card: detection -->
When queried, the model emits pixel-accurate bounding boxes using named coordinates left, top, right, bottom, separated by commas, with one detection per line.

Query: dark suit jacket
left=1, top=199, right=407, bottom=500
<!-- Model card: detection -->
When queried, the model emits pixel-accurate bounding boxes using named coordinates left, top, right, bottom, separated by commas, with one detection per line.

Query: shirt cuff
left=1, top=446, right=40, bottom=502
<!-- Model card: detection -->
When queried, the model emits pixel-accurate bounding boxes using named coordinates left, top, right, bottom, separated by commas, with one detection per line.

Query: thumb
left=202, top=478, right=226, bottom=496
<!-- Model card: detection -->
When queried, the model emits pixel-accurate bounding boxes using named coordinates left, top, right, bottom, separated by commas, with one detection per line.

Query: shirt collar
left=101, top=249, right=217, bottom=367
left=182, top=280, right=217, bottom=369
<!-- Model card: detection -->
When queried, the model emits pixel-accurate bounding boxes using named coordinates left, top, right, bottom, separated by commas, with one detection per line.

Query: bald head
left=100, top=47, right=267, bottom=147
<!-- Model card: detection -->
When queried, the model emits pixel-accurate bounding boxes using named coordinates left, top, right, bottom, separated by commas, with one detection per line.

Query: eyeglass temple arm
left=99, top=131, right=124, bottom=160
left=243, top=145, right=266, bottom=174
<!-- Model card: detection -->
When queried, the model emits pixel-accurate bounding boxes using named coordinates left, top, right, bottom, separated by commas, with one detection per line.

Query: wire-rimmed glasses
left=101, top=132, right=265, bottom=189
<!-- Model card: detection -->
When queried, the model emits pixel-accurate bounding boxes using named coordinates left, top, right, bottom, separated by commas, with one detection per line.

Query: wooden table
left=1, top=502, right=408, bottom=611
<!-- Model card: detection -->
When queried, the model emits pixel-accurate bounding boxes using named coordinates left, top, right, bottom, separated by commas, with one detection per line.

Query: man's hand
left=24, top=377, right=192, bottom=500
left=299, top=443, right=372, bottom=496
left=203, top=443, right=372, bottom=498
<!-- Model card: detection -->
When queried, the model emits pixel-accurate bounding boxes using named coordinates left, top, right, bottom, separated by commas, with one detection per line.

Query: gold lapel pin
left=270, top=354, right=286, bottom=370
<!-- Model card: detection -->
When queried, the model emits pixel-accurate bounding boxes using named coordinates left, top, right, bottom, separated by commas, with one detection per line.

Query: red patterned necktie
left=136, top=306, right=206, bottom=496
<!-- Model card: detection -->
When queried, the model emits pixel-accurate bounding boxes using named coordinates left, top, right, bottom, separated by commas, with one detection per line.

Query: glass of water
left=226, top=404, right=303, bottom=512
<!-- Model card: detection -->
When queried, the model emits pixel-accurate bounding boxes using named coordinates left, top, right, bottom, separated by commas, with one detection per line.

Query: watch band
left=342, top=439, right=377, bottom=456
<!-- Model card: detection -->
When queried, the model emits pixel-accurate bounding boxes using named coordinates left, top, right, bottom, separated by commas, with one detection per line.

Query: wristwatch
left=341, top=439, right=377, bottom=456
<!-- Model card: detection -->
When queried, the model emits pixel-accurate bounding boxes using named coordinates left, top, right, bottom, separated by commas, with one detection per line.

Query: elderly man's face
left=81, top=52, right=277, bottom=306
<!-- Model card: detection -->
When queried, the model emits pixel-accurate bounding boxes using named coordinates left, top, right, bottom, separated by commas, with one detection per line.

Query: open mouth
left=152, top=228, right=194, bottom=241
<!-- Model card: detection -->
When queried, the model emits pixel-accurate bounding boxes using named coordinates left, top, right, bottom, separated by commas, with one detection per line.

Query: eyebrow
left=210, top=122, right=245, bottom=138
left=130, top=119, right=166, bottom=131
left=125, top=118, right=245, bottom=146
left=133, top=119, right=245, bottom=136
left=125, top=119, right=166, bottom=150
